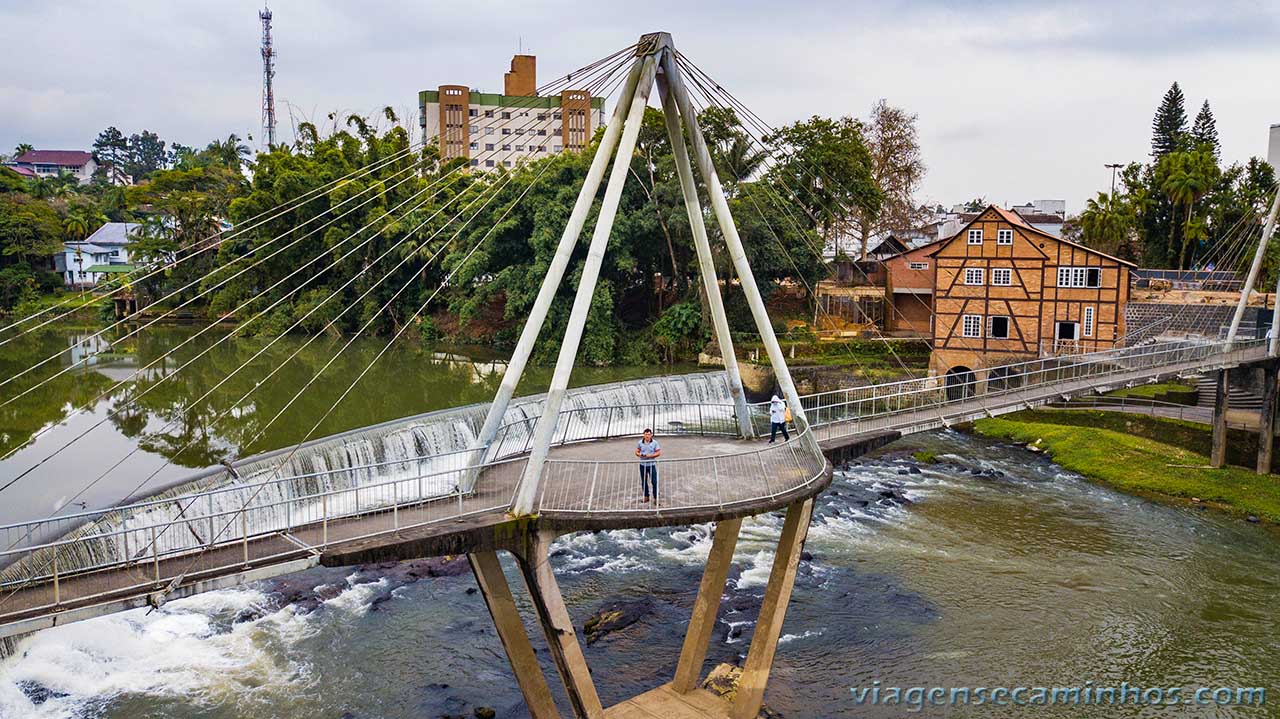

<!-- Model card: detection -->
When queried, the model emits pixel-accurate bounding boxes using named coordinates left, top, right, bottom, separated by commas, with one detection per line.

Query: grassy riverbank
left=970, top=409, right=1280, bottom=525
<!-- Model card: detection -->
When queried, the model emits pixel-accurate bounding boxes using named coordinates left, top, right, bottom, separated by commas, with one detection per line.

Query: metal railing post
left=241, top=511, right=248, bottom=565
left=393, top=481, right=400, bottom=530
left=52, top=549, right=60, bottom=605
left=322, top=493, right=329, bottom=547
left=587, top=464, right=600, bottom=513
left=206, top=494, right=215, bottom=548
left=712, top=456, right=723, bottom=509
left=151, top=526, right=160, bottom=582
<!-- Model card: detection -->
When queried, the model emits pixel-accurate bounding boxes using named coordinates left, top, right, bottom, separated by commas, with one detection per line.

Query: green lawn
left=1106, top=381, right=1195, bottom=399
left=972, top=412, right=1280, bottom=525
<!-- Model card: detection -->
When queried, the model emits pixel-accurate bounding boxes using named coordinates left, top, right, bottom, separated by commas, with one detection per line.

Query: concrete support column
left=1211, top=369, right=1229, bottom=469
left=731, top=499, right=814, bottom=719
left=672, top=517, right=743, bottom=693
left=515, top=531, right=604, bottom=719
left=1257, top=364, right=1278, bottom=475
left=468, top=551, right=561, bottom=719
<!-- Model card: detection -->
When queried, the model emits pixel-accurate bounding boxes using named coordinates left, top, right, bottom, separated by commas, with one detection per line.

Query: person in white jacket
left=768, top=394, right=789, bottom=443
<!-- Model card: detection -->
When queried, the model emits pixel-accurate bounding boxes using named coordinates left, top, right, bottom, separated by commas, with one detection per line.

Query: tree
left=699, top=106, right=767, bottom=194
left=765, top=115, right=881, bottom=260
left=204, top=134, right=252, bottom=171
left=12, top=143, right=33, bottom=159
left=0, top=194, right=64, bottom=264
left=1191, top=100, right=1219, bottom=160
left=93, top=126, right=130, bottom=185
left=1077, top=191, right=1136, bottom=260
left=1150, top=82, right=1187, bottom=159
left=126, top=130, right=169, bottom=180
left=63, top=212, right=89, bottom=242
left=850, top=99, right=926, bottom=260
left=1156, top=148, right=1219, bottom=268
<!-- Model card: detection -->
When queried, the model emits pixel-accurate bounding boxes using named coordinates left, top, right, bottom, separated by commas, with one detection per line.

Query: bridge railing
left=801, top=338, right=1266, bottom=441
left=0, top=401, right=771, bottom=609
left=0, top=454, right=527, bottom=614
left=485, top=401, right=750, bottom=460
left=535, top=427, right=827, bottom=514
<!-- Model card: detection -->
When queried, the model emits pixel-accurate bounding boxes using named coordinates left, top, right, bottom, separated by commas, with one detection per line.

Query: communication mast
left=259, top=4, right=277, bottom=147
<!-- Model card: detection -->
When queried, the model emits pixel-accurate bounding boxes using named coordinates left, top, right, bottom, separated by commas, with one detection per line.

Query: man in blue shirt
left=635, top=428, right=661, bottom=504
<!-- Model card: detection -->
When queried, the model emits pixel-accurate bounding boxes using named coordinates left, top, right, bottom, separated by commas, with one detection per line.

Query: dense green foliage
left=1075, top=83, right=1277, bottom=274
left=2, top=105, right=885, bottom=365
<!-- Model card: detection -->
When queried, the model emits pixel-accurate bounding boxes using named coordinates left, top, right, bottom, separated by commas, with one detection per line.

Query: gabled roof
left=880, top=235, right=947, bottom=261
left=1, top=164, right=37, bottom=178
left=82, top=222, right=139, bottom=246
left=15, top=150, right=93, bottom=166
left=928, top=205, right=1135, bottom=267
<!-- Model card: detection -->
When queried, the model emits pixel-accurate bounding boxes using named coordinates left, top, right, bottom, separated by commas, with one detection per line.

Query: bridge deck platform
left=0, top=435, right=828, bottom=635
left=606, top=683, right=731, bottom=718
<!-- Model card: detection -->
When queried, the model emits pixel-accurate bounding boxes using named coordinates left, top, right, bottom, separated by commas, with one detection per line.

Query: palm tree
left=1157, top=149, right=1218, bottom=268
left=206, top=134, right=251, bottom=170
left=12, top=142, right=33, bottom=159
left=63, top=213, right=89, bottom=242
left=63, top=212, right=91, bottom=299
left=1079, top=191, right=1132, bottom=258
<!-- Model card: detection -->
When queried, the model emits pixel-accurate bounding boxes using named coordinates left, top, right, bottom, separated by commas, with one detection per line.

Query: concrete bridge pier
left=465, top=500, right=816, bottom=719
left=1256, top=362, right=1278, bottom=475
left=1211, top=369, right=1229, bottom=469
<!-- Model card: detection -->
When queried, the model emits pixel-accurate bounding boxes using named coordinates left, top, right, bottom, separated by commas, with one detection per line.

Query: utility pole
left=259, top=4, right=277, bottom=147
left=1104, top=163, right=1122, bottom=198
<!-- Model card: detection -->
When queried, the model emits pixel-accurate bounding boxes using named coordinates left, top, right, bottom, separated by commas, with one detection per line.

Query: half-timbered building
left=927, top=205, right=1134, bottom=393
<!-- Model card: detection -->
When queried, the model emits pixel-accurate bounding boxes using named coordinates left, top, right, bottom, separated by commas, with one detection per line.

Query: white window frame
left=991, top=268, right=1012, bottom=286
left=964, top=267, right=984, bottom=285
left=967, top=229, right=983, bottom=245
left=908, top=261, right=928, bottom=271
left=962, top=315, right=982, bottom=338
left=988, top=315, right=1011, bottom=339
left=1083, top=306, right=1095, bottom=337
left=997, top=229, right=1014, bottom=245
left=1057, top=266, right=1104, bottom=288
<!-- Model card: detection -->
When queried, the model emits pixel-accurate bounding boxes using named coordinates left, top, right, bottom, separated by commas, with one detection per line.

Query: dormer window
left=967, top=229, right=983, bottom=245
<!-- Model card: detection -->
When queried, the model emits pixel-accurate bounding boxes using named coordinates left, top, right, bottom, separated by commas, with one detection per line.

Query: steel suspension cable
left=0, top=55, right=627, bottom=403
left=1, top=53, right=632, bottom=523
left=0, top=141, right=429, bottom=343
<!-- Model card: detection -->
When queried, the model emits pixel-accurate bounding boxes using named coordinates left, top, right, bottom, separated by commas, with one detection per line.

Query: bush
left=652, top=302, right=705, bottom=361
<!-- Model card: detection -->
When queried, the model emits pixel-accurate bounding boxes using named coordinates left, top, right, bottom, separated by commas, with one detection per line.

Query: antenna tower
left=259, top=5, right=277, bottom=147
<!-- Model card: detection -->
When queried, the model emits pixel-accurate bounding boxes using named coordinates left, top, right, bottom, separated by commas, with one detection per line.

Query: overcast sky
left=1, top=0, right=1276, bottom=212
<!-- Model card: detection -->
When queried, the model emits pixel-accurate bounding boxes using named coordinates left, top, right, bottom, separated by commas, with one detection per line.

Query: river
left=0, top=327, right=1277, bottom=718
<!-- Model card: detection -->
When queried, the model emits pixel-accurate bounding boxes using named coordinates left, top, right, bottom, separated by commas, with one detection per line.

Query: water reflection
left=0, top=324, right=693, bottom=524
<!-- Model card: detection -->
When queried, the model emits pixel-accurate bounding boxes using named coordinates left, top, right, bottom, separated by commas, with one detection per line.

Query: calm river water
left=0, top=327, right=1277, bottom=718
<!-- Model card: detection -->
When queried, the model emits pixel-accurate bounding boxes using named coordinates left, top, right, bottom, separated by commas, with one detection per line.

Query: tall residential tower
left=420, top=55, right=606, bottom=169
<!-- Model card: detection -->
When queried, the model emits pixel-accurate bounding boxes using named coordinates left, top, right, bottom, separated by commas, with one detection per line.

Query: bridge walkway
left=0, top=435, right=823, bottom=634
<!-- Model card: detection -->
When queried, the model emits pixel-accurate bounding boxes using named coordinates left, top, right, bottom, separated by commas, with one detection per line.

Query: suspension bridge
left=0, top=32, right=1277, bottom=719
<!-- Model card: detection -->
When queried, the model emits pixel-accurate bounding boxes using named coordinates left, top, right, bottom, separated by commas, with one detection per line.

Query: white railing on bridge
left=0, top=336, right=1264, bottom=623
left=800, top=337, right=1267, bottom=441
left=0, top=401, right=828, bottom=623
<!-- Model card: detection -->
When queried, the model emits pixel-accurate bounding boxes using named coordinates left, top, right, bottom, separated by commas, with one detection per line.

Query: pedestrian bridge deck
left=0, top=434, right=829, bottom=636
left=0, top=337, right=1269, bottom=637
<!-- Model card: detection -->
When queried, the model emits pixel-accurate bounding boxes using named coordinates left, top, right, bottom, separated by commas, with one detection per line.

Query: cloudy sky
left=1, top=0, right=1276, bottom=211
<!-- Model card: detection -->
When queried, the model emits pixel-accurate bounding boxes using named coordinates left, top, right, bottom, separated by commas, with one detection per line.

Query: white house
left=55, top=222, right=138, bottom=287
left=11, top=150, right=97, bottom=185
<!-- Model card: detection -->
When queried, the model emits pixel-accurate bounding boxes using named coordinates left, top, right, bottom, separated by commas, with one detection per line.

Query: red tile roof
left=15, top=150, right=93, bottom=166
left=1, top=165, right=37, bottom=178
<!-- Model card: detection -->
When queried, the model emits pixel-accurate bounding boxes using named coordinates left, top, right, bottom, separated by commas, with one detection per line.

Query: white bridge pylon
left=464, top=32, right=814, bottom=515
